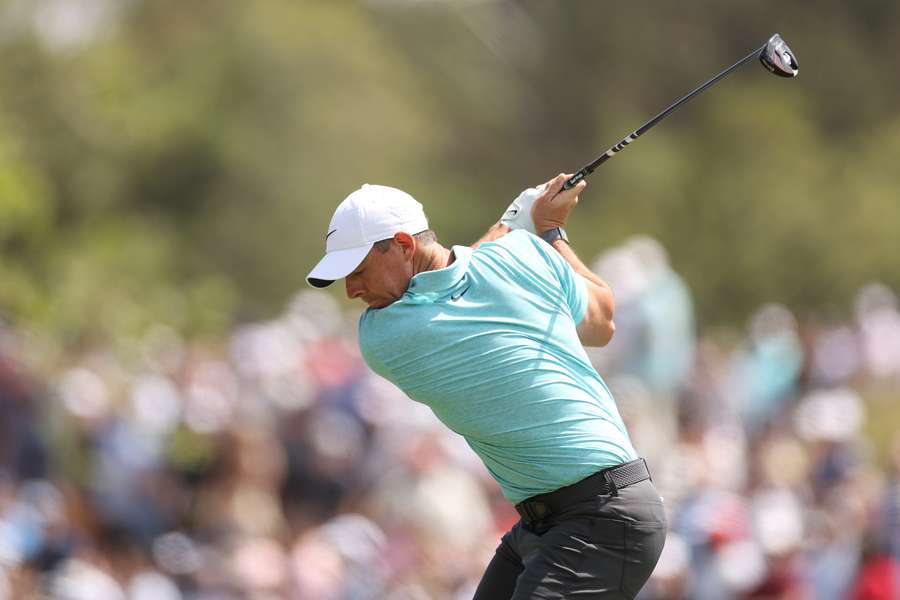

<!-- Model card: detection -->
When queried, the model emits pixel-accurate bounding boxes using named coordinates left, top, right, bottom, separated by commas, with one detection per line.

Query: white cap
left=306, top=184, right=429, bottom=288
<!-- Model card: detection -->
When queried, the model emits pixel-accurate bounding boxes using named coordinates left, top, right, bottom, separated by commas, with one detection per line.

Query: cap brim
left=306, top=243, right=373, bottom=288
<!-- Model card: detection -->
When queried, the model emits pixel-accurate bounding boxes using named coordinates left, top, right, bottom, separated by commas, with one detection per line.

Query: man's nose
left=345, top=278, right=365, bottom=299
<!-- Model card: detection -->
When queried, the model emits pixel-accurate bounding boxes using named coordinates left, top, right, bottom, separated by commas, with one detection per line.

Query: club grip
left=561, top=171, right=586, bottom=191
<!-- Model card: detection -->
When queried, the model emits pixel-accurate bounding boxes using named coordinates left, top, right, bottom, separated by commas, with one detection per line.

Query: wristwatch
left=539, top=227, right=569, bottom=245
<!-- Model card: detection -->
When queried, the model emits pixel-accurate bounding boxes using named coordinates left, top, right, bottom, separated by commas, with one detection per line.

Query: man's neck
left=414, top=243, right=454, bottom=275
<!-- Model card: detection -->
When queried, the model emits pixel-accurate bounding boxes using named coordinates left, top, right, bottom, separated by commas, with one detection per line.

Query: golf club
left=561, top=33, right=799, bottom=191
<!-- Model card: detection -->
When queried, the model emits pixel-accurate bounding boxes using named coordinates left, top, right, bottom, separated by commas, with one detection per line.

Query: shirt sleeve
left=357, top=310, right=389, bottom=377
left=496, top=231, right=589, bottom=325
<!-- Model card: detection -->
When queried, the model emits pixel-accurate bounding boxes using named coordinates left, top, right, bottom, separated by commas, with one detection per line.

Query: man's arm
left=473, top=183, right=547, bottom=248
left=550, top=238, right=615, bottom=347
left=471, top=222, right=511, bottom=249
left=532, top=174, right=616, bottom=348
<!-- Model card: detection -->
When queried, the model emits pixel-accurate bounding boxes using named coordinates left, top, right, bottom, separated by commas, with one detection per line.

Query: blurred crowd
left=1, top=236, right=899, bottom=600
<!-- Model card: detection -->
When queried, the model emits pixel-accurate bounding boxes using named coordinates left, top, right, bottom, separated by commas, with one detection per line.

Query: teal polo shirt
left=358, top=230, right=637, bottom=503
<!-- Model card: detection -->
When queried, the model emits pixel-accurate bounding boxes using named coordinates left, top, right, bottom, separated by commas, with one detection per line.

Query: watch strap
left=539, top=227, right=569, bottom=245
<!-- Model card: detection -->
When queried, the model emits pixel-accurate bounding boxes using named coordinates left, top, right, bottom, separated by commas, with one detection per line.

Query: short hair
left=373, top=230, right=436, bottom=253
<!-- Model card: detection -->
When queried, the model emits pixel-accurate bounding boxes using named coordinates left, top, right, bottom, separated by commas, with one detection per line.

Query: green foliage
left=0, top=0, right=898, bottom=342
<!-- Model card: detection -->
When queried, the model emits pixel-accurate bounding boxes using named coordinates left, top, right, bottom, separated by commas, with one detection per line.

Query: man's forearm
left=549, top=239, right=610, bottom=291
left=550, top=239, right=616, bottom=347
left=471, top=222, right=511, bottom=248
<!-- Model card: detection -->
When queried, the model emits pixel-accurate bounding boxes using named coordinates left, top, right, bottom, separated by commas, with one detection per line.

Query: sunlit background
left=1, top=1, right=899, bottom=598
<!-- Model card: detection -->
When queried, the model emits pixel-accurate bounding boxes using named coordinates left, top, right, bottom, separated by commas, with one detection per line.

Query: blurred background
left=1, top=1, right=899, bottom=598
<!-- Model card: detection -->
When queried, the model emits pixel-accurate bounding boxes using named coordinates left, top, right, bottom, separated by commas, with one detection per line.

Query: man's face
left=345, top=235, right=415, bottom=309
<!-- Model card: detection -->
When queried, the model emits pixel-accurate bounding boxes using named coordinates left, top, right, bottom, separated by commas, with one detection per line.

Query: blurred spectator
left=0, top=333, right=48, bottom=481
left=591, top=236, right=696, bottom=396
left=728, top=303, right=805, bottom=434
left=856, top=283, right=900, bottom=381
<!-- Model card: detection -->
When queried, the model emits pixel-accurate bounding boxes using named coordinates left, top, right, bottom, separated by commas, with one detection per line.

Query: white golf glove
left=500, top=183, right=547, bottom=234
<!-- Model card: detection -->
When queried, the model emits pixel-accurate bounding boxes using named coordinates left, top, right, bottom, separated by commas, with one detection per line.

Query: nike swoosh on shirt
left=325, top=229, right=338, bottom=240
left=450, top=284, right=471, bottom=302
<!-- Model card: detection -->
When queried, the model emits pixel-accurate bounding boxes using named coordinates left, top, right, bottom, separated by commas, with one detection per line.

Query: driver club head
left=760, top=33, right=799, bottom=77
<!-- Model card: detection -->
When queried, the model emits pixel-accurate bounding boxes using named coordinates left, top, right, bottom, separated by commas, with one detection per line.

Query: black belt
left=515, top=458, right=651, bottom=526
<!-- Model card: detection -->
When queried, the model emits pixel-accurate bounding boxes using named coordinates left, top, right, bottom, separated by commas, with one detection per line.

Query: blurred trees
left=1, top=0, right=898, bottom=343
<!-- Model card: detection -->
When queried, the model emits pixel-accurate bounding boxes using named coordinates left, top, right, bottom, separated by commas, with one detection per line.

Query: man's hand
left=532, top=173, right=587, bottom=234
left=499, top=184, right=546, bottom=233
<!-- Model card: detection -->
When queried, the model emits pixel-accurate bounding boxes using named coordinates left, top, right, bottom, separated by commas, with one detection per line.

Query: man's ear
left=393, top=232, right=416, bottom=258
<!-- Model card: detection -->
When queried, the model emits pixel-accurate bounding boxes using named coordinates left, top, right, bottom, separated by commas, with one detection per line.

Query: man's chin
left=365, top=297, right=397, bottom=309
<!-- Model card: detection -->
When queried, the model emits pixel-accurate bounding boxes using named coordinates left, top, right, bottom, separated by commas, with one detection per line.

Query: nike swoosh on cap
left=325, top=229, right=338, bottom=240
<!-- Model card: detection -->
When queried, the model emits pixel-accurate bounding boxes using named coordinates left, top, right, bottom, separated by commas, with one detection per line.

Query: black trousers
left=473, top=479, right=667, bottom=600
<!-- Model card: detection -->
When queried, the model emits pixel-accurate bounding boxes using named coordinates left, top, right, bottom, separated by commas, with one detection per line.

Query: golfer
left=307, top=174, right=666, bottom=599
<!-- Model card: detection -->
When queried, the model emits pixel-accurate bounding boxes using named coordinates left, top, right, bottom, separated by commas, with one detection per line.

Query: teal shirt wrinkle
left=358, top=230, right=637, bottom=503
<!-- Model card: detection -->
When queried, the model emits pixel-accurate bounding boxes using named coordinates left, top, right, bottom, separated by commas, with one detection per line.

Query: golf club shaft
left=562, top=42, right=767, bottom=190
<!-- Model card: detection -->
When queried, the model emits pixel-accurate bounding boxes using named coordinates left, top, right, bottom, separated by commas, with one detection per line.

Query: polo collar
left=403, top=245, right=472, bottom=304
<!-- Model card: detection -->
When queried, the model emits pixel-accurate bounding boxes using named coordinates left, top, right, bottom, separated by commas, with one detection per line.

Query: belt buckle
left=520, top=501, right=549, bottom=526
